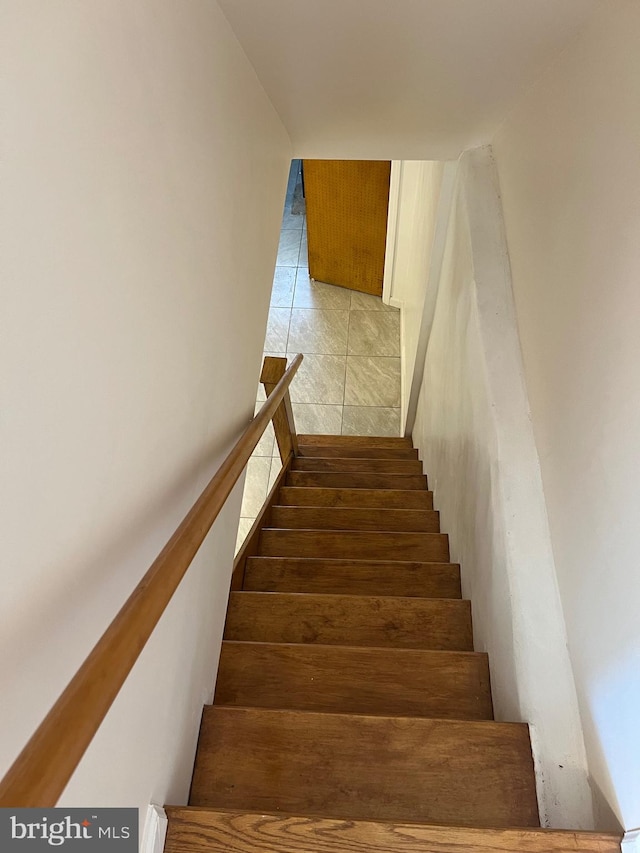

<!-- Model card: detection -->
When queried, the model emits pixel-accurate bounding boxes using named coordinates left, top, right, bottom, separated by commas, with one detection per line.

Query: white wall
left=412, top=149, right=593, bottom=829
left=492, top=0, right=640, bottom=831
left=0, top=0, right=290, bottom=815
left=387, top=162, right=445, bottom=429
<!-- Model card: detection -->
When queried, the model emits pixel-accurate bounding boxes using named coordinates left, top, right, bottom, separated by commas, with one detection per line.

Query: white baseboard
left=388, top=296, right=402, bottom=309
left=622, top=829, right=640, bottom=852
left=141, top=804, right=168, bottom=853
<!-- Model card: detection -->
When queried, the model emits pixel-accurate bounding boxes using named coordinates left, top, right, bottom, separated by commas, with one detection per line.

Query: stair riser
left=297, top=446, right=419, bottom=459
left=292, top=458, right=423, bottom=474
left=190, top=708, right=539, bottom=828
left=298, top=435, right=413, bottom=449
left=259, top=530, right=449, bottom=562
left=224, top=593, right=473, bottom=650
left=269, top=507, right=440, bottom=533
left=287, top=472, right=428, bottom=489
left=215, top=643, right=493, bottom=719
left=243, top=557, right=462, bottom=598
left=277, top=487, right=434, bottom=509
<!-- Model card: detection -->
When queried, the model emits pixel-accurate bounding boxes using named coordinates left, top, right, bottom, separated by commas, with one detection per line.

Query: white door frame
left=382, top=161, right=403, bottom=307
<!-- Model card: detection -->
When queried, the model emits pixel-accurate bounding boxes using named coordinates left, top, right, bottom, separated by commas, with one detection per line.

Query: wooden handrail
left=0, top=353, right=303, bottom=807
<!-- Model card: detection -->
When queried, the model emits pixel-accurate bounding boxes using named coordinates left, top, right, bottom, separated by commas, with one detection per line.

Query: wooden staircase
left=165, top=435, right=621, bottom=853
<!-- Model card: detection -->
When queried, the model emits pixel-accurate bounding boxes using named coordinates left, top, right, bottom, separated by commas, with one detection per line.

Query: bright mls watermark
left=0, top=809, right=138, bottom=851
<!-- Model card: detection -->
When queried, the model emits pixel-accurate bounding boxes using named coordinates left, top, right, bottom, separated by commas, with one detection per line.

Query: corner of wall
left=410, top=144, right=594, bottom=829
left=622, top=830, right=640, bottom=853
left=462, top=145, right=593, bottom=829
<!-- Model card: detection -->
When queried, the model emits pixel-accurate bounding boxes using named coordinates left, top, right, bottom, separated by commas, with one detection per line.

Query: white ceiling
left=218, top=0, right=606, bottom=160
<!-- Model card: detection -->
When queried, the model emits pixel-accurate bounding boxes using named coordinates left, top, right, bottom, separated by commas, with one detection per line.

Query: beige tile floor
left=236, top=161, right=401, bottom=550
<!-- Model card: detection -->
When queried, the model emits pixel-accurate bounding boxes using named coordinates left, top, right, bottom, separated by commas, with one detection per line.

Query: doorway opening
left=236, top=159, right=402, bottom=551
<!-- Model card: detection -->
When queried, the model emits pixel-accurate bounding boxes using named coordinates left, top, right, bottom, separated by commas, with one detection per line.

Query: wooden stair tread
left=179, top=433, right=598, bottom=847
left=189, top=707, right=539, bottom=827
left=297, top=445, right=419, bottom=459
left=292, top=457, right=423, bottom=473
left=215, top=641, right=492, bottom=719
left=165, top=808, right=623, bottom=853
left=270, top=506, right=440, bottom=532
left=258, top=529, right=449, bottom=561
left=287, top=471, right=428, bottom=490
left=243, top=557, right=461, bottom=598
left=277, top=486, right=434, bottom=509
left=297, top=435, right=413, bottom=449
left=224, top=592, right=473, bottom=650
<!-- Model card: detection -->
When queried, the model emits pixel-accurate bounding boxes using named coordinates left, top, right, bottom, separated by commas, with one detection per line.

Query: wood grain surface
left=258, top=529, right=449, bottom=561
left=269, top=506, right=440, bottom=532
left=189, top=707, right=539, bottom=827
left=165, top=808, right=623, bottom=853
left=297, top=435, right=412, bottom=449
left=292, top=458, right=423, bottom=474
left=297, top=445, right=418, bottom=459
left=261, top=356, right=299, bottom=461
left=215, top=642, right=492, bottom=719
left=224, top=592, right=472, bottom=650
left=277, top=486, right=434, bottom=509
left=286, top=472, right=428, bottom=490
left=304, top=159, right=391, bottom=295
left=243, top=557, right=461, bottom=598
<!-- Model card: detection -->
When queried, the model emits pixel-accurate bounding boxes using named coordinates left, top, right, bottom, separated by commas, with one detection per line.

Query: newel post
left=260, top=356, right=299, bottom=460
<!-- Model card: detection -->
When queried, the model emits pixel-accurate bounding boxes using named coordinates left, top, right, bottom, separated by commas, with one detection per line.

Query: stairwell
left=164, top=434, right=620, bottom=853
